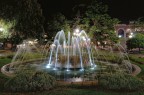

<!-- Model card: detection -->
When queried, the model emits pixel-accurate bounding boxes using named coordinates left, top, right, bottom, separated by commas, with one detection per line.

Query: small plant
left=4, top=68, right=56, bottom=92
left=99, top=73, right=144, bottom=91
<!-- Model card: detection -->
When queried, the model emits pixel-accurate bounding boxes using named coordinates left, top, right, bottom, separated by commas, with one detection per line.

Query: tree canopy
left=71, top=0, right=120, bottom=45
left=126, top=33, right=144, bottom=52
left=0, top=0, right=44, bottom=40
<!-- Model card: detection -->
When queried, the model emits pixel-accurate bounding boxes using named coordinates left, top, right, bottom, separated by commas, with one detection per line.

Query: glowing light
left=80, top=68, right=84, bottom=71
left=51, top=44, right=56, bottom=47
left=97, top=42, right=100, bottom=45
left=118, top=35, right=122, bottom=38
left=46, top=64, right=51, bottom=68
left=130, top=32, right=133, bottom=35
left=0, top=28, right=4, bottom=31
left=28, top=41, right=33, bottom=44
left=44, top=34, right=47, bottom=37
left=129, top=35, right=133, bottom=38
left=90, top=67, right=95, bottom=70
left=73, top=28, right=81, bottom=36
left=66, top=69, right=70, bottom=72
left=73, top=32, right=76, bottom=35
left=75, top=28, right=80, bottom=33
left=53, top=68, right=57, bottom=70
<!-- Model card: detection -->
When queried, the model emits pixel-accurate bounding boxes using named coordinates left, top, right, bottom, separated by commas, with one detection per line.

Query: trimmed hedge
left=4, top=69, right=56, bottom=92
left=99, top=73, right=144, bottom=91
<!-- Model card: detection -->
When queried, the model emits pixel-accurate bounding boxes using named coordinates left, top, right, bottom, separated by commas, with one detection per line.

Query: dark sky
left=103, top=0, right=144, bottom=23
left=39, top=0, right=144, bottom=23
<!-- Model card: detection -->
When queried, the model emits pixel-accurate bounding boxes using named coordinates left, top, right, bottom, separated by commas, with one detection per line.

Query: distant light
left=118, top=35, right=122, bottom=38
left=0, top=28, right=4, bottom=31
left=46, top=64, right=51, bottom=68
left=130, top=32, right=133, bottom=35
left=75, top=28, right=80, bottom=33
left=44, top=34, right=47, bottom=37
left=97, top=42, right=100, bottom=45
left=28, top=41, right=33, bottom=44
left=66, top=69, right=70, bottom=72
left=80, top=68, right=84, bottom=71
left=73, top=32, right=76, bottom=35
left=51, top=44, right=56, bottom=47
left=45, top=39, right=48, bottom=41
left=53, top=68, right=57, bottom=70
left=129, top=35, right=133, bottom=38
left=90, top=67, right=95, bottom=70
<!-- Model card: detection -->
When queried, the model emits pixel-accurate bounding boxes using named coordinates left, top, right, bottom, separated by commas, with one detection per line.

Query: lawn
left=0, top=87, right=143, bottom=95
left=129, top=54, right=144, bottom=77
left=0, top=58, right=12, bottom=91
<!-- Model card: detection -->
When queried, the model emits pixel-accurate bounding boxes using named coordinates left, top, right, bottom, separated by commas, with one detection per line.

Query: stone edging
left=1, top=62, right=141, bottom=77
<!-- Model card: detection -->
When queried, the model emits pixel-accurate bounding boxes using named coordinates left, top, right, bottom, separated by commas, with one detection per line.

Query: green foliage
left=0, top=0, right=44, bottom=39
left=13, top=52, right=44, bottom=62
left=129, top=54, right=144, bottom=77
left=0, top=58, right=11, bottom=91
left=0, top=19, right=15, bottom=41
left=99, top=73, right=144, bottom=91
left=135, top=17, right=144, bottom=25
left=47, top=13, right=71, bottom=39
left=127, top=33, right=144, bottom=52
left=4, top=69, right=56, bottom=92
left=129, top=55, right=144, bottom=64
left=72, top=0, right=120, bottom=45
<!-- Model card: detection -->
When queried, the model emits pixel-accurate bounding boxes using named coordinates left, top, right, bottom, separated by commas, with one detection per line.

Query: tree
left=135, top=17, right=144, bottom=25
left=0, top=19, right=15, bottom=40
left=46, top=13, right=71, bottom=39
left=0, top=0, right=44, bottom=40
left=126, top=33, right=144, bottom=53
left=72, top=0, right=120, bottom=46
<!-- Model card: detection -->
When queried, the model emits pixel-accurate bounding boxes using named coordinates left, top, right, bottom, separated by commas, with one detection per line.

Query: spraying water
left=46, top=30, right=96, bottom=70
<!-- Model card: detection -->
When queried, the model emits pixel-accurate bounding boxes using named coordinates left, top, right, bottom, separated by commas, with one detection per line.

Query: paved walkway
left=131, top=64, right=141, bottom=76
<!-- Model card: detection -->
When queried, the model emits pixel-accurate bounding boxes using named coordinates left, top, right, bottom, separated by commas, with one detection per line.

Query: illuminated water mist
left=46, top=30, right=96, bottom=71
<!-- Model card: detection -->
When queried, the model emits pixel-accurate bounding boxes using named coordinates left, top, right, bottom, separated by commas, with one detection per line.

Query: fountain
left=46, top=30, right=96, bottom=70
left=43, top=30, right=97, bottom=81
left=1, top=30, right=134, bottom=82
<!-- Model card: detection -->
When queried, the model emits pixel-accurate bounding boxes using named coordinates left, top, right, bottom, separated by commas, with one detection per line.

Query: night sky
left=38, top=0, right=144, bottom=23
left=103, top=0, right=144, bottom=23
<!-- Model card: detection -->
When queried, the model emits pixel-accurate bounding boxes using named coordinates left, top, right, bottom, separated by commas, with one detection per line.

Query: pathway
left=131, top=64, right=141, bottom=76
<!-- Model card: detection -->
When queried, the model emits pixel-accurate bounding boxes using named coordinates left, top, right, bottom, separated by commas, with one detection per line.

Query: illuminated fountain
left=46, top=29, right=96, bottom=71
left=1, top=29, right=134, bottom=82
left=43, top=29, right=97, bottom=81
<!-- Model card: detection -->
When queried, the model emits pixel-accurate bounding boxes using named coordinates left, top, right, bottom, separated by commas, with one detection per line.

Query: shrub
left=99, top=73, right=144, bottom=91
left=4, top=69, right=56, bottom=92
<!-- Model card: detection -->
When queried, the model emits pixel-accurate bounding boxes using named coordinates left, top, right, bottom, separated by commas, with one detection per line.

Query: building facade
left=114, top=23, right=144, bottom=49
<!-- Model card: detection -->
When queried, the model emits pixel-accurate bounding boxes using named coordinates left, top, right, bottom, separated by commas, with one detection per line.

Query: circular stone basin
left=1, top=59, right=98, bottom=81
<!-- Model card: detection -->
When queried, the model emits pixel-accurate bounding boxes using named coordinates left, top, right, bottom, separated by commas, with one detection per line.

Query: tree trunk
left=139, top=47, right=141, bottom=53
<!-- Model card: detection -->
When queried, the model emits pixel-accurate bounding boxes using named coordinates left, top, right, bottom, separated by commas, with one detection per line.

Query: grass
left=0, top=88, right=143, bottom=95
left=0, top=58, right=12, bottom=91
left=128, top=54, right=144, bottom=77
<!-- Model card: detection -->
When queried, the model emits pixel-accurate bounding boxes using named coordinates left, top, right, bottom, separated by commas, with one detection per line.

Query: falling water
left=47, top=30, right=96, bottom=70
